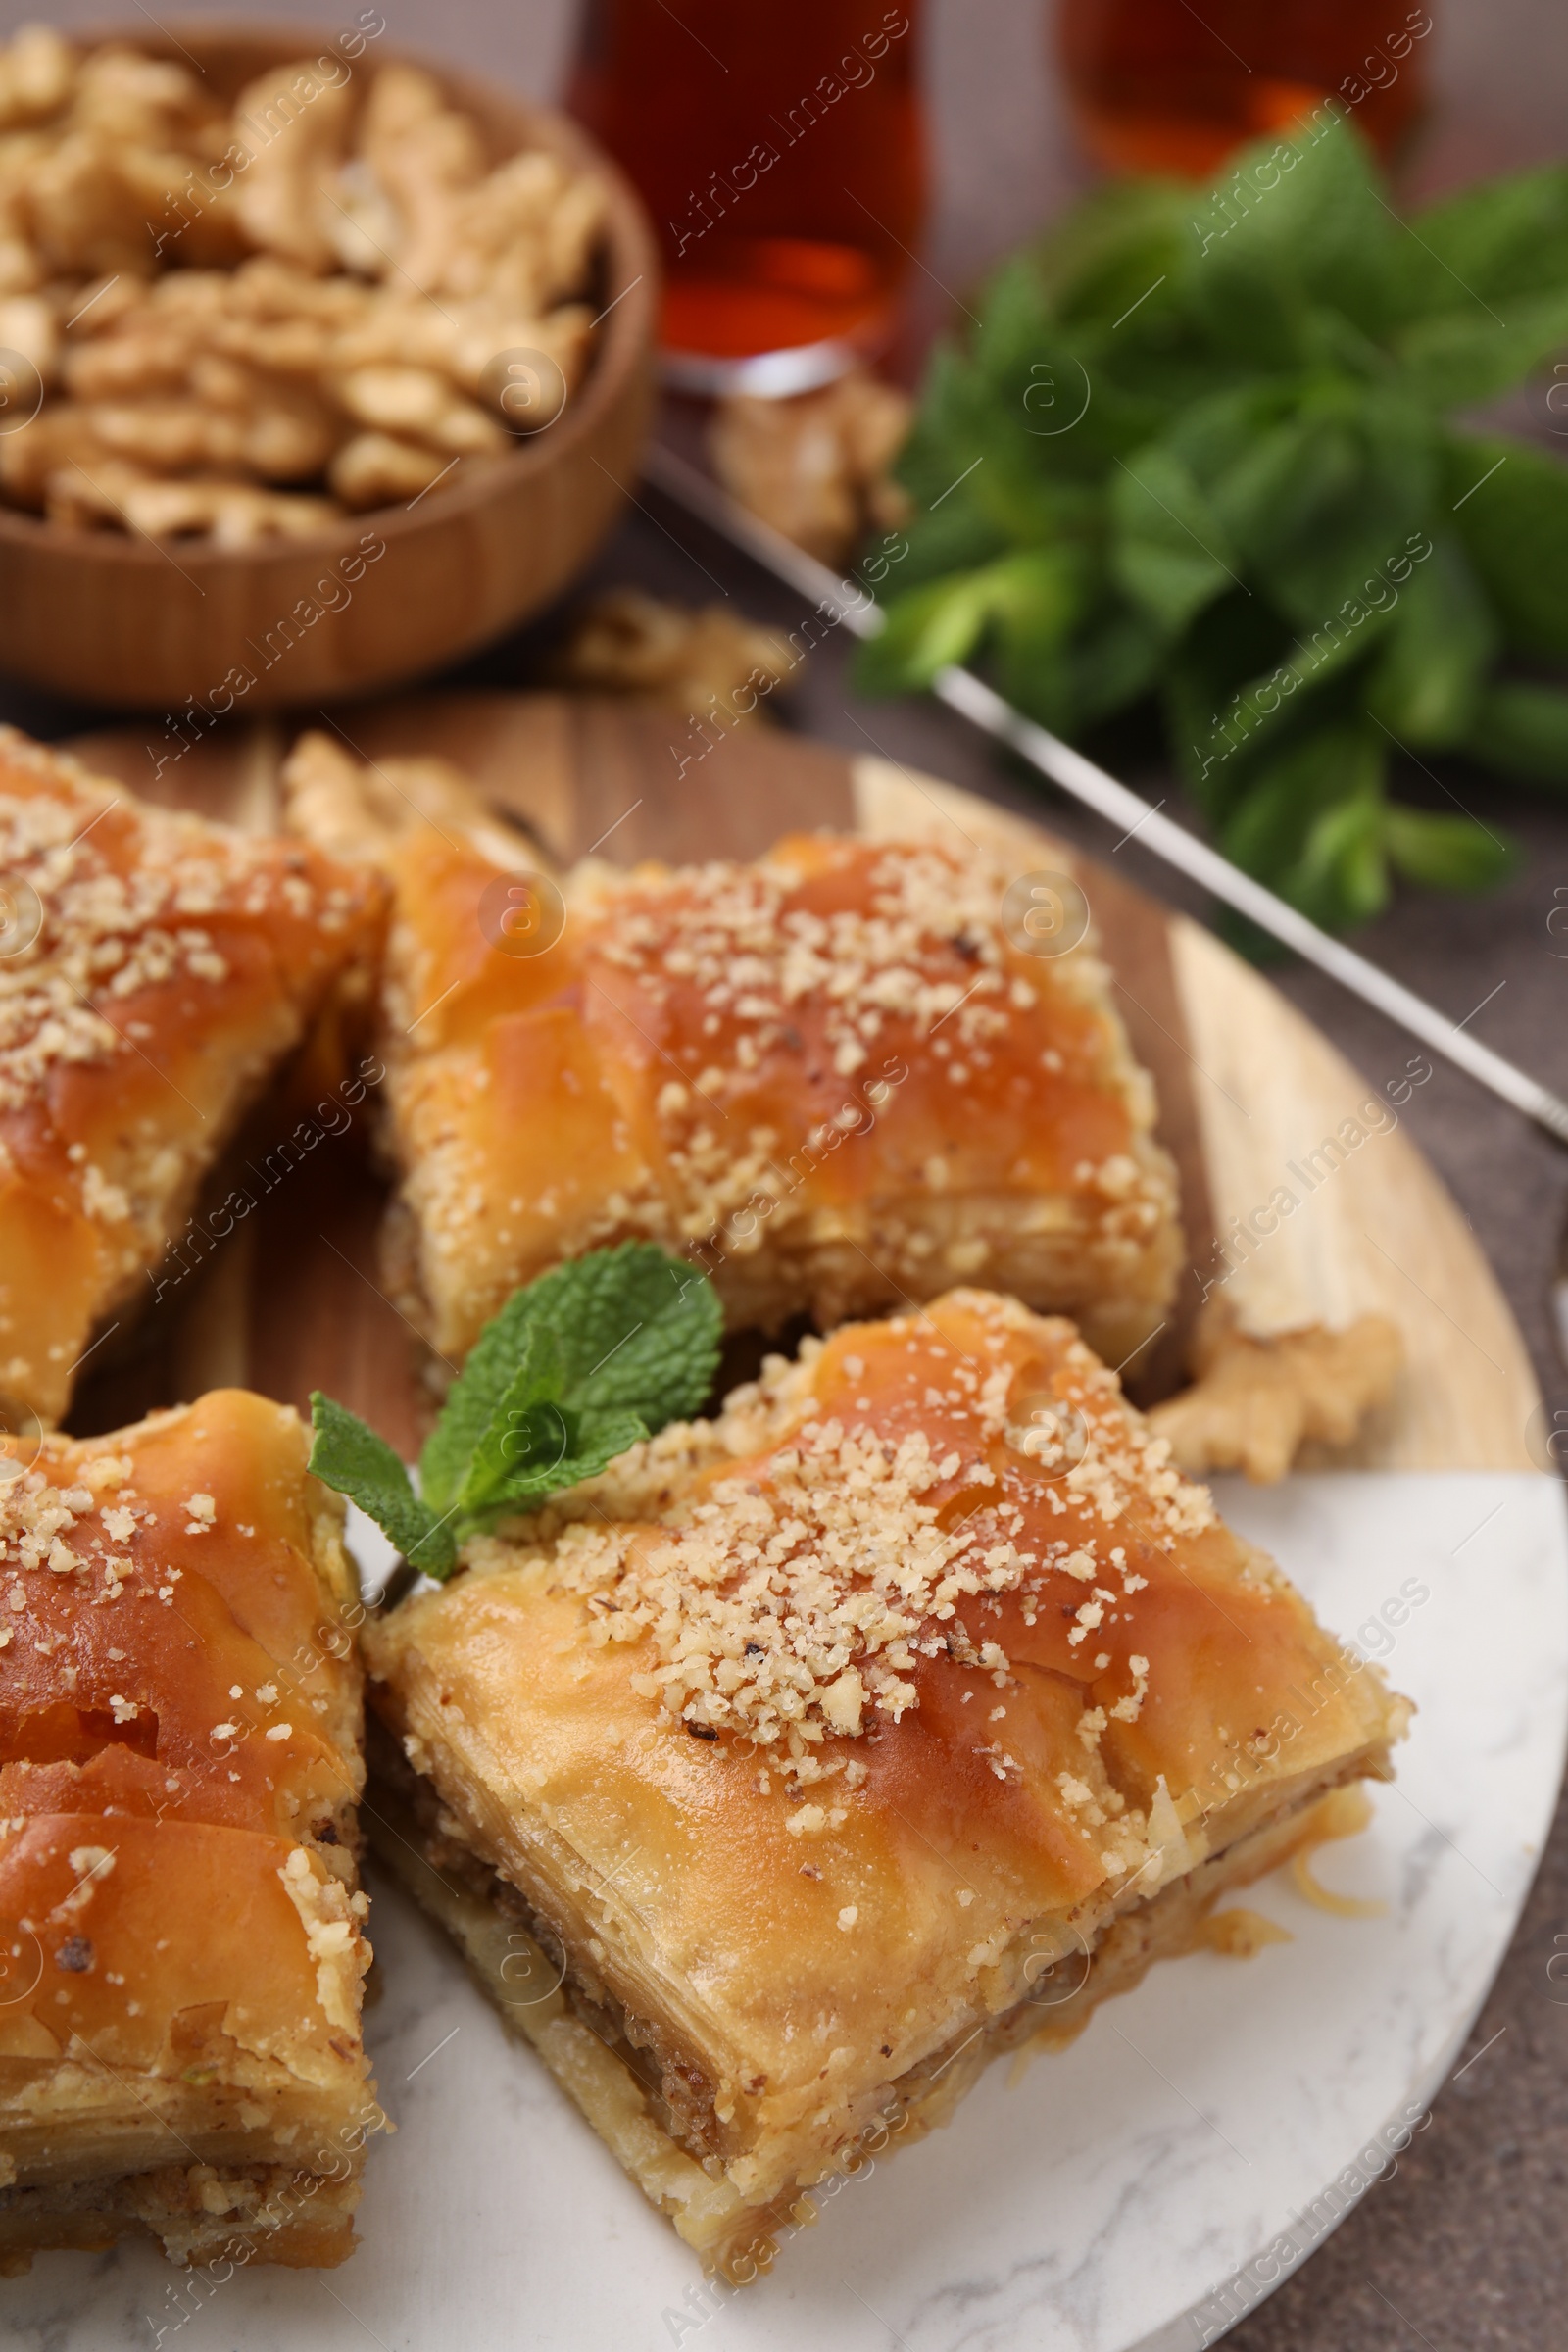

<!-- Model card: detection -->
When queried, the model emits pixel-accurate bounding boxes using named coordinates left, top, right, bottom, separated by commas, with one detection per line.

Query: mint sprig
left=308, top=1244, right=722, bottom=1581
left=858, top=114, right=1568, bottom=941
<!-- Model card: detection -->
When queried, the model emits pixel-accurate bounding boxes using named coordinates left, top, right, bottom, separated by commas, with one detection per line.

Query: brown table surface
left=24, top=4, right=1568, bottom=2345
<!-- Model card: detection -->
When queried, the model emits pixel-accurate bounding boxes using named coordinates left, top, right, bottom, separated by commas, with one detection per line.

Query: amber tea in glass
left=569, top=1, right=926, bottom=393
left=1055, top=0, right=1433, bottom=179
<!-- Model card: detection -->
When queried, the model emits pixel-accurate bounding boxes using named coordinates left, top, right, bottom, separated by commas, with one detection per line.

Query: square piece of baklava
left=0, top=728, right=383, bottom=1429
left=364, top=1289, right=1405, bottom=2278
left=284, top=732, right=1180, bottom=1370
left=0, top=1389, right=378, bottom=2272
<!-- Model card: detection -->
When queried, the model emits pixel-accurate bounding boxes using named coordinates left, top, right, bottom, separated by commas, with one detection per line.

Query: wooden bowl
left=0, top=23, right=660, bottom=712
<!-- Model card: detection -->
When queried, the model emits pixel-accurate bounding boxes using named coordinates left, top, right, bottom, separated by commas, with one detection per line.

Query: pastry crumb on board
left=1149, top=1305, right=1403, bottom=1483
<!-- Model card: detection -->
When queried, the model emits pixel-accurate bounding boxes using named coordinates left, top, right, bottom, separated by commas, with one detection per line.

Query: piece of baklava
left=0, top=728, right=384, bottom=1429
left=364, top=1288, right=1406, bottom=2278
left=0, top=1388, right=378, bottom=2272
left=283, top=732, right=1180, bottom=1371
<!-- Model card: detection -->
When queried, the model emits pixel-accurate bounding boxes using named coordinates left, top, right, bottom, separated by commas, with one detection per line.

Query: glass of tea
left=1055, top=0, right=1433, bottom=179
left=568, top=2, right=927, bottom=395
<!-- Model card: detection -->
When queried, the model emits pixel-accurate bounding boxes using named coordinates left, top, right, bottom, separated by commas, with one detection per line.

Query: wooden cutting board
left=64, top=691, right=1541, bottom=1473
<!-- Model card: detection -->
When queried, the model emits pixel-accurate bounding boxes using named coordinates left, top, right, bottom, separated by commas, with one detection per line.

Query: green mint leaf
left=1394, top=289, right=1568, bottom=412
left=521, top=1242, right=721, bottom=1422
left=1208, top=416, right=1367, bottom=624
left=1162, top=590, right=1317, bottom=811
left=421, top=1244, right=720, bottom=1523
left=1292, top=794, right=1391, bottom=931
left=417, top=1279, right=575, bottom=1513
left=892, top=342, right=995, bottom=513
left=466, top=1407, right=652, bottom=1531
left=1465, top=681, right=1568, bottom=788
left=1187, top=242, right=1312, bottom=372
left=311, top=1244, right=718, bottom=1588
left=1210, top=397, right=1436, bottom=630
left=1446, top=435, right=1568, bottom=661
left=1187, top=116, right=1400, bottom=337
left=1110, top=445, right=1237, bottom=633
left=856, top=573, right=996, bottom=693
left=1220, top=722, right=1389, bottom=929
left=875, top=497, right=1007, bottom=595
left=453, top=1324, right=568, bottom=1518
left=1408, top=165, right=1568, bottom=312
left=1363, top=535, right=1497, bottom=748
left=1027, top=175, right=1191, bottom=327
left=1205, top=588, right=1392, bottom=787
left=861, top=550, right=1089, bottom=700
left=997, top=597, right=1165, bottom=737
left=1160, top=382, right=1297, bottom=494
left=1054, top=606, right=1167, bottom=733
left=308, top=1393, right=456, bottom=1578
left=1383, top=808, right=1515, bottom=893
left=983, top=546, right=1091, bottom=667
left=892, top=338, right=1080, bottom=545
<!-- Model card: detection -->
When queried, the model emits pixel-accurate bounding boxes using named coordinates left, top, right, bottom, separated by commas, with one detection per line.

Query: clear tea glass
left=568, top=2, right=927, bottom=394
left=1055, top=0, right=1433, bottom=179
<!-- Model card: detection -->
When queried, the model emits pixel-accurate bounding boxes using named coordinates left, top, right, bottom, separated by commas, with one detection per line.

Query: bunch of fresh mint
left=309, top=1244, right=722, bottom=1577
left=858, top=115, right=1568, bottom=937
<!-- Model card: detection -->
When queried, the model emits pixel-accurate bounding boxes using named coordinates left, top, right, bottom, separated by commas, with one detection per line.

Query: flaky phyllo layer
left=0, top=1393, right=380, bottom=2274
left=0, top=727, right=382, bottom=1427
left=367, top=1292, right=1408, bottom=2269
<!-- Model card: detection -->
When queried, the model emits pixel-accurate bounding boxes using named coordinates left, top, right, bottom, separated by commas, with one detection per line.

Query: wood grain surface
left=65, top=691, right=1541, bottom=1470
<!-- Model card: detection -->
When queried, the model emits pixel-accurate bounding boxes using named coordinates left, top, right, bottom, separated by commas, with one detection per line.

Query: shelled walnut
left=710, top=369, right=913, bottom=567
left=0, top=27, right=605, bottom=544
left=552, top=589, right=796, bottom=720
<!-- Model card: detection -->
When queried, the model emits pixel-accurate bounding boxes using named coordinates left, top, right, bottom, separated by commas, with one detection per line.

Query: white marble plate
left=14, top=1472, right=1566, bottom=2352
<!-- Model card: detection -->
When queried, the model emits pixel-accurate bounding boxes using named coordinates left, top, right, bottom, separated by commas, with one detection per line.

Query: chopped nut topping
left=0, top=731, right=336, bottom=1118
left=498, top=1291, right=1210, bottom=1755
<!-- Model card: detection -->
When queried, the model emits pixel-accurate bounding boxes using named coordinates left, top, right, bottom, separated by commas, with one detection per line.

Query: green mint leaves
left=308, top=1394, right=461, bottom=1576
left=308, top=1244, right=722, bottom=1581
left=860, top=113, right=1567, bottom=939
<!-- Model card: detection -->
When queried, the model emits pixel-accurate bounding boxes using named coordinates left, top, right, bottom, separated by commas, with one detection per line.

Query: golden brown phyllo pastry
left=284, top=730, right=1182, bottom=1370
left=0, top=729, right=384, bottom=1431
left=0, top=1389, right=378, bottom=2274
left=364, top=1289, right=1406, bottom=2278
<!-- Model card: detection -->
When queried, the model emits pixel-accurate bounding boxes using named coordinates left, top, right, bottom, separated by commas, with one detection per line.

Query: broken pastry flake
left=1147, top=1306, right=1403, bottom=1484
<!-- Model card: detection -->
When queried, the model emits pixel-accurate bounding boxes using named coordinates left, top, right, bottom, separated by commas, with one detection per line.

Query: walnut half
left=710, top=369, right=912, bottom=568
